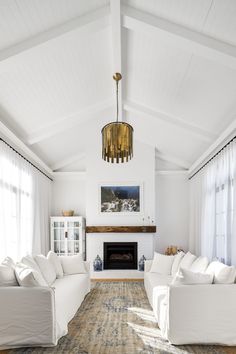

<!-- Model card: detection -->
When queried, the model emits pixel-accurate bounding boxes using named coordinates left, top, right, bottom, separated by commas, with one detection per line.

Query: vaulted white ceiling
left=0, top=0, right=236, bottom=172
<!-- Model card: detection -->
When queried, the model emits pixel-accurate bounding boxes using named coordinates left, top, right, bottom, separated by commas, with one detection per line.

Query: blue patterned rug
left=10, top=281, right=226, bottom=354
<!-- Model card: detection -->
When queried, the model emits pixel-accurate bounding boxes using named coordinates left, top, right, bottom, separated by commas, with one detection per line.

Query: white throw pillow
left=2, top=256, right=15, bottom=268
left=21, top=255, right=47, bottom=286
left=172, top=268, right=213, bottom=285
left=60, top=254, right=86, bottom=275
left=179, top=252, right=197, bottom=270
left=15, top=263, right=48, bottom=287
left=0, top=257, right=18, bottom=286
left=190, top=256, right=209, bottom=273
left=206, top=261, right=236, bottom=284
left=22, top=255, right=42, bottom=273
left=171, top=251, right=185, bottom=275
left=150, top=253, right=175, bottom=275
left=47, top=251, right=63, bottom=278
left=34, top=255, right=57, bottom=285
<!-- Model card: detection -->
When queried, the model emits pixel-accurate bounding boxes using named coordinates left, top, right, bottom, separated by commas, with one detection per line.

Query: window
left=0, top=150, right=34, bottom=260
left=215, top=179, right=234, bottom=264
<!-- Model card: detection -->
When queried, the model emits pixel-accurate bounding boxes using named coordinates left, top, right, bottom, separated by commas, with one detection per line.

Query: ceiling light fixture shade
left=102, top=73, right=133, bottom=163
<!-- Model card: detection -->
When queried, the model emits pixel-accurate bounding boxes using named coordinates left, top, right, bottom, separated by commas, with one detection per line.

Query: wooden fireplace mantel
left=85, top=226, right=156, bottom=233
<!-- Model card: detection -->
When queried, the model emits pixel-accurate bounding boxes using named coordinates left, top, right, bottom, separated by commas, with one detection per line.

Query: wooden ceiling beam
left=0, top=6, right=110, bottom=64
left=0, top=120, right=52, bottom=174
left=155, top=150, right=190, bottom=170
left=124, top=100, right=216, bottom=142
left=122, top=5, right=236, bottom=70
left=27, top=99, right=113, bottom=145
left=52, top=152, right=86, bottom=171
left=110, top=0, right=123, bottom=121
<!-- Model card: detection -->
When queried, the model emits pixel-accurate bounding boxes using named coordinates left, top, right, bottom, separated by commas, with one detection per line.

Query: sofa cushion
left=22, top=255, right=48, bottom=286
left=35, top=255, right=57, bottom=285
left=190, top=256, right=209, bottom=273
left=171, top=252, right=185, bottom=275
left=150, top=253, right=174, bottom=275
left=47, top=251, right=63, bottom=278
left=206, top=261, right=236, bottom=284
left=15, top=262, right=48, bottom=287
left=60, top=254, right=86, bottom=275
left=179, top=252, right=197, bottom=270
left=0, top=257, right=18, bottom=286
left=172, top=268, right=213, bottom=285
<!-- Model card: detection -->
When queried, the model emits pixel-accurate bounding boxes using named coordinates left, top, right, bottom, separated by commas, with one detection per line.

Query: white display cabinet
left=50, top=216, right=86, bottom=259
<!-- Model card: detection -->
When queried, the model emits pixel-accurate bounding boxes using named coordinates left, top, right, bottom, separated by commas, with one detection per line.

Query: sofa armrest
left=0, top=286, right=57, bottom=349
left=165, top=284, right=236, bottom=345
left=83, top=261, right=90, bottom=273
left=144, top=260, right=153, bottom=272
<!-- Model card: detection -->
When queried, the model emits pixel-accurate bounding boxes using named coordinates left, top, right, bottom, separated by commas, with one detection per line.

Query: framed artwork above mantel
left=99, top=182, right=143, bottom=215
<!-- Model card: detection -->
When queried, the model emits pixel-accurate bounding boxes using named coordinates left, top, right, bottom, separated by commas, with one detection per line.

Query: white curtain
left=0, top=141, right=51, bottom=261
left=189, top=139, right=236, bottom=265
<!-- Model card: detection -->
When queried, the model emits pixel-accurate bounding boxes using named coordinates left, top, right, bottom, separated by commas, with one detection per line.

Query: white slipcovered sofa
left=144, top=251, right=236, bottom=345
left=0, top=252, right=90, bottom=350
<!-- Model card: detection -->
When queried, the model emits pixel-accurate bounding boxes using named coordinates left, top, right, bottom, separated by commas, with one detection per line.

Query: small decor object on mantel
left=138, top=255, right=146, bottom=271
left=93, top=255, right=103, bottom=271
left=62, top=210, right=74, bottom=217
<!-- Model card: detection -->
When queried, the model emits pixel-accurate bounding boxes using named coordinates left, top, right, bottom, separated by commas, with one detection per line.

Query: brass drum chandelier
left=102, top=73, right=133, bottom=163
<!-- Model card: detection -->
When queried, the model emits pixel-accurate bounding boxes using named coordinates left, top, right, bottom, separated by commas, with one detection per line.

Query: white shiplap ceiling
left=0, top=0, right=236, bottom=172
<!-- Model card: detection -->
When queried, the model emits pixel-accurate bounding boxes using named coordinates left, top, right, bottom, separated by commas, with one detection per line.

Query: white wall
left=51, top=175, right=86, bottom=217
left=155, top=173, right=189, bottom=253
left=51, top=139, right=190, bottom=257
left=86, top=137, right=156, bottom=226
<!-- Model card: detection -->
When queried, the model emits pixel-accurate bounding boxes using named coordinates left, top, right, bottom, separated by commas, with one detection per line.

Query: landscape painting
left=100, top=185, right=140, bottom=213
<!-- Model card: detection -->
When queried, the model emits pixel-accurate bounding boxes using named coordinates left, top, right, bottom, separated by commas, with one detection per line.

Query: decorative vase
left=138, top=255, right=146, bottom=271
left=93, top=255, right=103, bottom=271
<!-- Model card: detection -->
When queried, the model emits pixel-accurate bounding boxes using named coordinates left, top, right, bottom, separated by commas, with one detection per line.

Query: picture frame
left=99, top=182, right=143, bottom=215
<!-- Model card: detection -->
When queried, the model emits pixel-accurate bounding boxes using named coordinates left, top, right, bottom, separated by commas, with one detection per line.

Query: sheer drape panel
left=32, top=172, right=51, bottom=255
left=189, top=172, right=204, bottom=255
left=0, top=141, right=51, bottom=261
left=189, top=140, right=236, bottom=265
left=201, top=162, right=216, bottom=260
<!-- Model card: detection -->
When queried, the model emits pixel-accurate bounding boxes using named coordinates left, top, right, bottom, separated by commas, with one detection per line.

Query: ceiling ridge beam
left=124, top=100, right=216, bottom=142
left=52, top=152, right=86, bottom=171
left=122, top=5, right=236, bottom=70
left=0, top=5, right=110, bottom=63
left=27, top=99, right=114, bottom=145
left=110, top=0, right=123, bottom=121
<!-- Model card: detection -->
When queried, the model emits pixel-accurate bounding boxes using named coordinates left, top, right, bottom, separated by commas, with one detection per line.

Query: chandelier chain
left=116, top=79, right=119, bottom=122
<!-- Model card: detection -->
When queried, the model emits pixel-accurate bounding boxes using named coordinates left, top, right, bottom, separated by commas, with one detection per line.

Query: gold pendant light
left=102, top=73, right=133, bottom=163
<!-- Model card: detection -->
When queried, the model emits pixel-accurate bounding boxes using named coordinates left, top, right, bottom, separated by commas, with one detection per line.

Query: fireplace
left=103, top=242, right=138, bottom=269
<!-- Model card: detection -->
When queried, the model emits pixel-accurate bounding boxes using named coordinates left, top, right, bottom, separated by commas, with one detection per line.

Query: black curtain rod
left=189, top=135, right=236, bottom=180
left=0, top=138, right=53, bottom=181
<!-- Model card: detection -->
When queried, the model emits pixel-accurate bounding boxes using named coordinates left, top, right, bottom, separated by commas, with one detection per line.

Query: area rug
left=10, top=281, right=225, bottom=354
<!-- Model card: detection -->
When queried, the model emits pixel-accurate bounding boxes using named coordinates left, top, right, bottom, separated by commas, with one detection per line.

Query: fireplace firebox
left=103, top=242, right=137, bottom=269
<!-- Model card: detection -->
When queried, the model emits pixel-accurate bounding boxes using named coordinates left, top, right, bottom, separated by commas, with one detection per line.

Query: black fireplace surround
left=103, top=242, right=138, bottom=269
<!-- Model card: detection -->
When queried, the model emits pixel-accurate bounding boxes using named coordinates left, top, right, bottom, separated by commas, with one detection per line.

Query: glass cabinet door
left=52, top=221, right=65, bottom=255
left=67, top=221, right=80, bottom=255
